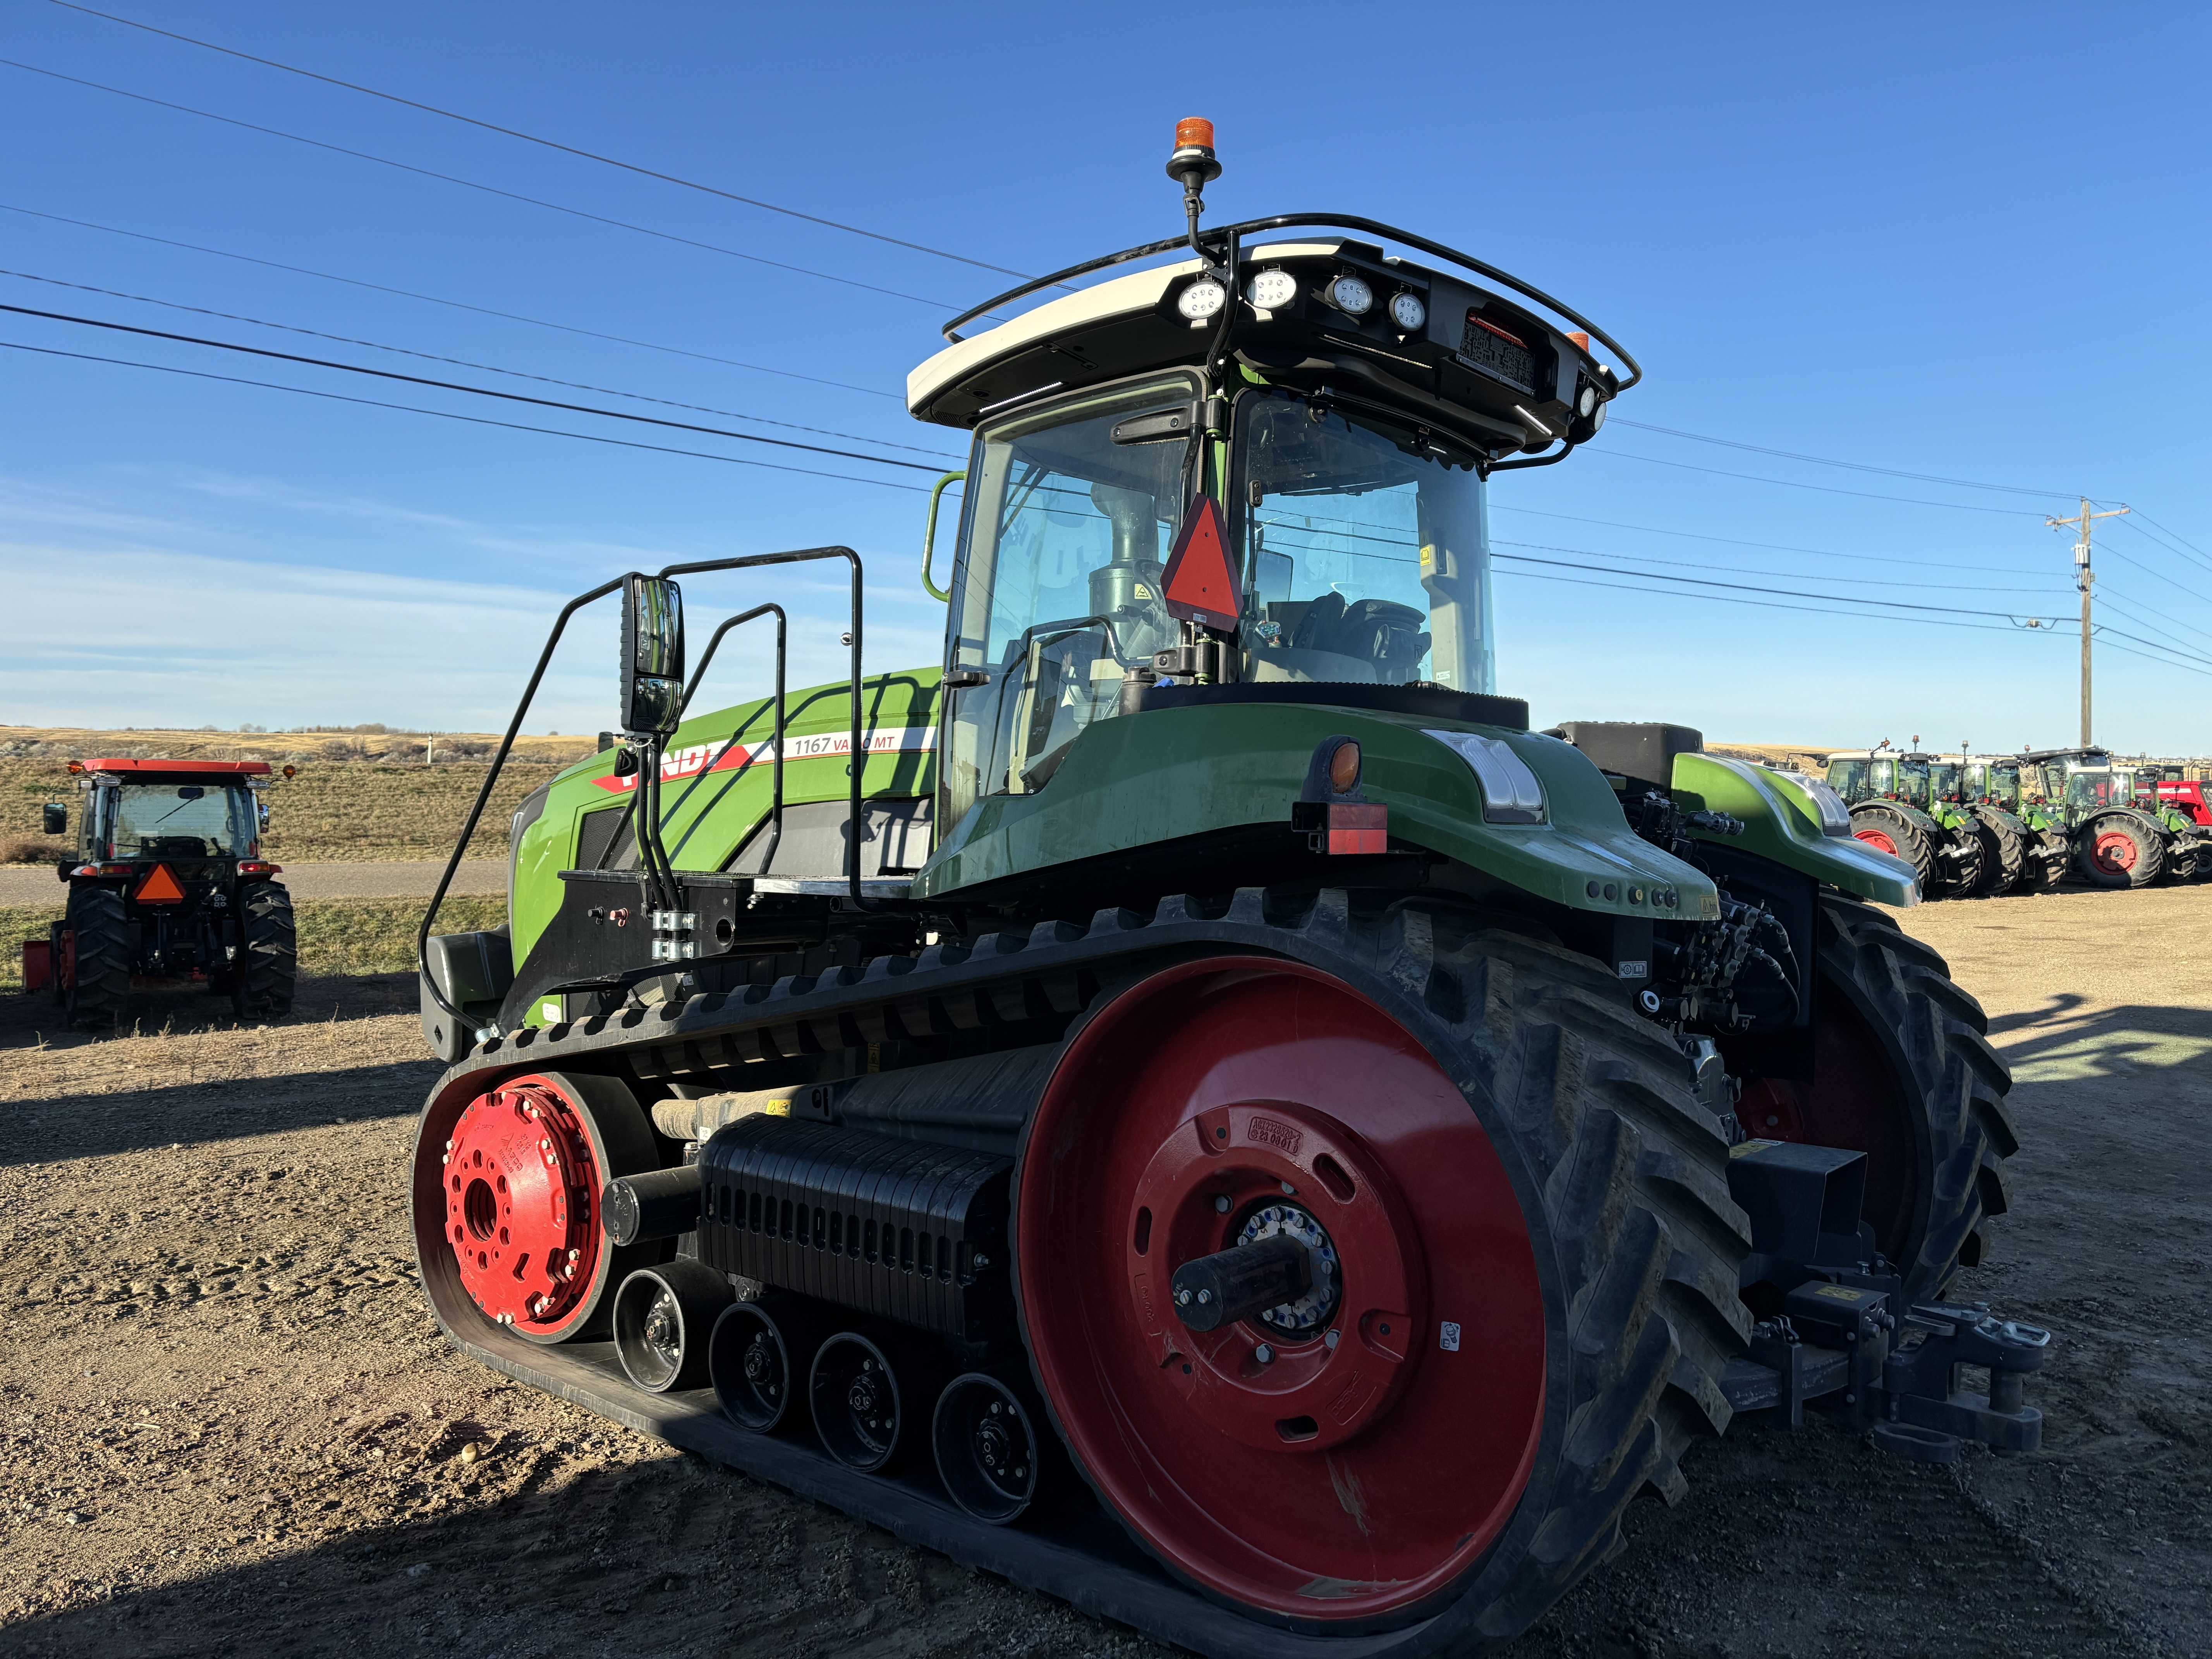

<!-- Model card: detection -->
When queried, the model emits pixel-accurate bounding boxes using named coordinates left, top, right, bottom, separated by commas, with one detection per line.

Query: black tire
left=1737, top=892, right=2015, bottom=1304
left=1937, top=826, right=1985, bottom=898
left=233, top=882, right=297, bottom=1019
left=1850, top=804, right=1936, bottom=894
left=1969, top=807, right=2027, bottom=896
left=2031, top=829, right=2069, bottom=890
left=62, top=884, right=133, bottom=1030
left=2075, top=814, right=2162, bottom=889
left=1013, top=904, right=1752, bottom=1638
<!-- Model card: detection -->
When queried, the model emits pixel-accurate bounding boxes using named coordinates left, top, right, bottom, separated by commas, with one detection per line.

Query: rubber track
left=65, top=884, right=132, bottom=1028
left=1815, top=891, right=2015, bottom=1302
left=238, top=883, right=297, bottom=1017
left=421, top=888, right=1751, bottom=1654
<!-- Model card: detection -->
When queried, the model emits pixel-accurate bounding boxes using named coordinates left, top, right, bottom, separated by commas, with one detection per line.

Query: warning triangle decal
left=135, top=863, right=186, bottom=904
left=1160, top=496, right=1241, bottom=635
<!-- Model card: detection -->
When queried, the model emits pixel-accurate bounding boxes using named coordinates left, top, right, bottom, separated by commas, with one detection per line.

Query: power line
left=0, top=200, right=902, bottom=399
left=2087, top=589, right=2212, bottom=670
left=2094, top=542, right=2212, bottom=613
left=1583, top=445, right=2051, bottom=516
left=0, top=58, right=969, bottom=310
left=46, top=0, right=1038, bottom=283
left=1487, top=502, right=2043, bottom=576
left=0, top=267, right=959, bottom=459
left=0, top=300, right=950, bottom=471
left=2113, top=511, right=2212, bottom=578
left=1486, top=547, right=2063, bottom=622
left=1494, top=538, right=2068, bottom=596
left=1607, top=418, right=2079, bottom=500
left=0, top=338, right=931, bottom=492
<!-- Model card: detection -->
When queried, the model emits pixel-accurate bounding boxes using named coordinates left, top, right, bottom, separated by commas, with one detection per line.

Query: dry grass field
left=0, top=896, right=505, bottom=993
left=2, top=752, right=567, bottom=866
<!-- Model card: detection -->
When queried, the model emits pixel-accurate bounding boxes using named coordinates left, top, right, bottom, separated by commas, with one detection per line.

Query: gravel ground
left=0, top=861, right=506, bottom=904
left=1, top=887, right=2206, bottom=1657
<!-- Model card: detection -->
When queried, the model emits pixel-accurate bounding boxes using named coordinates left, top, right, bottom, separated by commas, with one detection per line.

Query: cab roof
left=77, top=758, right=270, bottom=777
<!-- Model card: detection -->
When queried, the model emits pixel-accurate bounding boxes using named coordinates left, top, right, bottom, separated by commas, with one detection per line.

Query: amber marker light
left=1329, top=742, right=1362, bottom=794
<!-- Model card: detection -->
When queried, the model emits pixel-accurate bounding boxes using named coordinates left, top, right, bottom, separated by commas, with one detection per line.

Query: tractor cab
left=33, top=758, right=298, bottom=1026
left=1961, top=756, right=2022, bottom=811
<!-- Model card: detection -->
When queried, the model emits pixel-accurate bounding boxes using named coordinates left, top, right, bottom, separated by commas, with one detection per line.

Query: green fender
left=917, top=702, right=1721, bottom=921
left=1671, top=753, right=1919, bottom=907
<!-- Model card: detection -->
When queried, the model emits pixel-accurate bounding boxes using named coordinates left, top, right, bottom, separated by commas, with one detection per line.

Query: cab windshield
left=101, top=782, right=254, bottom=858
left=1983, top=763, right=2021, bottom=809
left=2065, top=770, right=2126, bottom=813
left=1825, top=758, right=1867, bottom=801
left=1234, top=392, right=1492, bottom=694
left=1895, top=758, right=1929, bottom=800
left=940, top=376, right=1496, bottom=824
left=1927, top=763, right=1960, bottom=801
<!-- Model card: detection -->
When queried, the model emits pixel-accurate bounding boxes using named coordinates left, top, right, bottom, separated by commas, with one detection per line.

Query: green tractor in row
left=1950, top=753, right=2067, bottom=892
left=2020, top=749, right=2205, bottom=887
left=410, top=125, right=2041, bottom=1656
left=1824, top=746, right=2001, bottom=897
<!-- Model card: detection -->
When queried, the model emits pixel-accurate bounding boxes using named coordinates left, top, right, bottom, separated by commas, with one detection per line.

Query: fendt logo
left=1246, top=1116, right=1304, bottom=1156
left=593, top=725, right=936, bottom=793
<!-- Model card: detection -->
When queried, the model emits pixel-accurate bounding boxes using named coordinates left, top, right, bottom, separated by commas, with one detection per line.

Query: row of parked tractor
left=1822, top=745, right=2212, bottom=898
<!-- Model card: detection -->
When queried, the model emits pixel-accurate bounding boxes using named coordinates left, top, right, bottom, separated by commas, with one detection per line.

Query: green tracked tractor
left=411, top=124, right=2042, bottom=1655
left=1822, top=747, right=1988, bottom=898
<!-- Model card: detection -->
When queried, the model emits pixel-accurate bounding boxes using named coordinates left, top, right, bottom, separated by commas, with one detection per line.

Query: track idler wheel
left=811, top=1331, right=940, bottom=1474
left=709, top=1297, right=823, bottom=1433
left=426, top=1071, right=662, bottom=1343
left=933, top=1373, right=1054, bottom=1525
left=612, top=1260, right=735, bottom=1393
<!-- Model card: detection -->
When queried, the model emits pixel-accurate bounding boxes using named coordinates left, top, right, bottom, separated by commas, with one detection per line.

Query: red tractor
left=25, top=758, right=299, bottom=1027
left=2154, top=769, right=2212, bottom=830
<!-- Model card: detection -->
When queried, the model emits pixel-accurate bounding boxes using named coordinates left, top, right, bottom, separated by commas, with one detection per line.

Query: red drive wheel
left=1014, top=957, right=1544, bottom=1625
left=431, top=1070, right=662, bottom=1343
left=1854, top=827, right=1901, bottom=857
left=2092, top=830, right=2136, bottom=875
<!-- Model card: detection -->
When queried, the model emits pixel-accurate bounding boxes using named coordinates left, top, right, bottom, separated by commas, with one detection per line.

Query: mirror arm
left=419, top=575, right=624, bottom=1032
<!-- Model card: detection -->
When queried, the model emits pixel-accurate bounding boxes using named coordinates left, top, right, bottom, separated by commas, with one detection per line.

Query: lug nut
left=1254, top=1344, right=1274, bottom=1365
left=1280, top=1182, right=1296, bottom=1196
left=1325, top=1329, right=1340, bottom=1349
left=1213, top=1195, right=1230, bottom=1214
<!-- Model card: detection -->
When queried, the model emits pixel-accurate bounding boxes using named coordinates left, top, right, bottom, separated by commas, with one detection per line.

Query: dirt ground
left=1, top=887, right=2206, bottom=1658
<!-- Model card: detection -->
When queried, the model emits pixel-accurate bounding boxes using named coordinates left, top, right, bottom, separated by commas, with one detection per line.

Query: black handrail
left=665, top=603, right=787, bottom=872
left=657, top=547, right=876, bottom=910
left=940, top=212, right=1641, bottom=392
left=417, top=575, right=622, bottom=1032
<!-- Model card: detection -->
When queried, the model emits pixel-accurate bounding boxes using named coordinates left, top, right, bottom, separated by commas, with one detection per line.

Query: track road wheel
left=421, top=1070, right=663, bottom=1343
left=1850, top=805, right=1935, bottom=895
left=1735, top=892, right=2015, bottom=1303
left=1970, top=809, right=2027, bottom=896
left=62, top=885, right=132, bottom=1030
left=2077, top=815, right=2161, bottom=888
left=233, top=882, right=297, bottom=1019
left=1014, top=916, right=1750, bottom=1635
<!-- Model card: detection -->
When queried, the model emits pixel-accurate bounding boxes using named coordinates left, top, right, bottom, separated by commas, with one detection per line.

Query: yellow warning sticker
left=1134, top=583, right=1153, bottom=600
left=1419, top=544, right=1436, bottom=574
left=1814, top=1284, right=1863, bottom=1301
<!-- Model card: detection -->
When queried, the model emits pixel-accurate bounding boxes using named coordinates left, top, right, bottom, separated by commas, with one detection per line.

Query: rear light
left=237, top=861, right=282, bottom=876
left=72, top=862, right=136, bottom=878
left=66, top=760, right=85, bottom=775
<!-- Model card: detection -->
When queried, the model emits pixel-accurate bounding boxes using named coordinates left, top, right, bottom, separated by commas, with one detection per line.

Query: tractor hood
left=913, top=697, right=1718, bottom=921
left=1674, top=753, right=1919, bottom=907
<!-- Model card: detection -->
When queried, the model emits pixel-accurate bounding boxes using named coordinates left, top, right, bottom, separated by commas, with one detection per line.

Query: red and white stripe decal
left=591, top=725, right=936, bottom=793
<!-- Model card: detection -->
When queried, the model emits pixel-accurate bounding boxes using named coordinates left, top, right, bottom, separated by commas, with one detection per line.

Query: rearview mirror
left=42, top=802, right=65, bottom=835
left=620, top=574, right=685, bottom=735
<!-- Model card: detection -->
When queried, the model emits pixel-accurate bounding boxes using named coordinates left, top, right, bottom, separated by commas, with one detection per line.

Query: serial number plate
left=1456, top=311, right=1536, bottom=393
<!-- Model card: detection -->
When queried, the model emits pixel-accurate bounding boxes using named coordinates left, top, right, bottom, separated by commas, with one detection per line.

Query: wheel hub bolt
left=976, top=1420, right=1013, bottom=1469
left=1254, top=1343, right=1275, bottom=1365
left=1213, top=1195, right=1230, bottom=1214
left=744, top=1337, right=773, bottom=1383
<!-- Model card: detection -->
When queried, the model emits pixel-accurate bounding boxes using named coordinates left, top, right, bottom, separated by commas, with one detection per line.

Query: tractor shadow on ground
left=0, top=1056, right=439, bottom=1167
left=1982, top=993, right=2212, bottom=1085
left=0, top=1453, right=1111, bottom=1659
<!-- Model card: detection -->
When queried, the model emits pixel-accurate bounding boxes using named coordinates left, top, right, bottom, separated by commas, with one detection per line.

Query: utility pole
left=2047, top=498, right=2129, bottom=748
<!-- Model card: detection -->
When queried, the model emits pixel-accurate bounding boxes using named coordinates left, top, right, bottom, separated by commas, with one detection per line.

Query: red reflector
left=1161, top=497, right=1240, bottom=633
left=237, top=861, right=281, bottom=876
left=135, top=863, right=187, bottom=903
left=1324, top=803, right=1388, bottom=855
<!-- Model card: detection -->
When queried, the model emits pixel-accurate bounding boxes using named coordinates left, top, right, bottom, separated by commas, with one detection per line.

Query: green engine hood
left=1673, top=752, right=1918, bottom=907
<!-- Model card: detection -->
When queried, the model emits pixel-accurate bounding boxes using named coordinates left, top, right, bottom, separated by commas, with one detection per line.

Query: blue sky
left=2, top=2, right=2206, bottom=752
